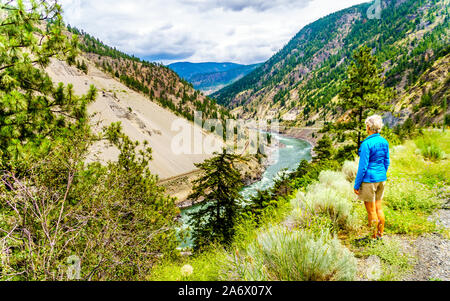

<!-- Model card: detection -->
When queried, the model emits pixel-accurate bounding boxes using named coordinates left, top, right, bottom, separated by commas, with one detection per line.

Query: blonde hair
left=365, top=115, right=383, bottom=133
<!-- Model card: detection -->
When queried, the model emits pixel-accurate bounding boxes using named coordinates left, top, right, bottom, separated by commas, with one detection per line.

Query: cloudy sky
left=60, top=0, right=369, bottom=65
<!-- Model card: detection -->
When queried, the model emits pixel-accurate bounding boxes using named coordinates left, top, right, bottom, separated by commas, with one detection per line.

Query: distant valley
left=168, top=62, right=261, bottom=95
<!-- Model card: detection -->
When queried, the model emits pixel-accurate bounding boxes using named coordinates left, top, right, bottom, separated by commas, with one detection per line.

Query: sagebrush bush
left=319, top=170, right=353, bottom=195
left=342, top=160, right=359, bottom=183
left=303, top=186, right=358, bottom=230
left=289, top=170, right=358, bottom=231
left=227, top=226, right=357, bottom=281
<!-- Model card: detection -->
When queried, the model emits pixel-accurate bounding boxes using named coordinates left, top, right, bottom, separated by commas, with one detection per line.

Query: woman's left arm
left=354, top=142, right=370, bottom=192
left=384, top=143, right=390, bottom=172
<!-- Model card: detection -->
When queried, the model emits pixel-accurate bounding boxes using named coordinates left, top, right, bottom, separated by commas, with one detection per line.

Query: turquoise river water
left=178, top=133, right=312, bottom=248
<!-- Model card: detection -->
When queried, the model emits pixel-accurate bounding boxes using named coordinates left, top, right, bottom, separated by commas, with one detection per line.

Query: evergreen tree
left=0, top=0, right=91, bottom=169
left=80, top=60, right=88, bottom=74
left=0, top=1, right=178, bottom=280
left=187, top=149, right=247, bottom=251
left=337, top=46, right=393, bottom=150
left=244, top=190, right=274, bottom=225
left=313, top=134, right=335, bottom=162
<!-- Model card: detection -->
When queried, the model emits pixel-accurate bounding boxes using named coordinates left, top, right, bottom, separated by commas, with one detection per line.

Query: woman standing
left=354, top=115, right=390, bottom=241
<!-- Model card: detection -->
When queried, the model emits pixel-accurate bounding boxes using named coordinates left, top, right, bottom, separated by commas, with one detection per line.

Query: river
left=178, top=133, right=312, bottom=248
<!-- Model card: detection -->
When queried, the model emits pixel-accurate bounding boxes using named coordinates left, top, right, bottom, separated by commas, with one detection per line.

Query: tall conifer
left=338, top=46, right=392, bottom=150
left=188, top=149, right=246, bottom=251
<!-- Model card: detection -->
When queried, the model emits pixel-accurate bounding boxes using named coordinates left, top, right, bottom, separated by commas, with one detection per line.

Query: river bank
left=177, top=132, right=312, bottom=248
left=164, top=131, right=284, bottom=207
left=279, top=126, right=322, bottom=157
left=163, top=127, right=319, bottom=208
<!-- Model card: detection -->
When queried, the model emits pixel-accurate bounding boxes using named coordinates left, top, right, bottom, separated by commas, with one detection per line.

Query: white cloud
left=60, top=0, right=368, bottom=65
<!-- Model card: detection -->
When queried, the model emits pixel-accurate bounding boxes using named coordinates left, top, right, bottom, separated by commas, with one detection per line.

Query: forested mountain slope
left=190, top=64, right=262, bottom=95
left=212, top=0, right=449, bottom=128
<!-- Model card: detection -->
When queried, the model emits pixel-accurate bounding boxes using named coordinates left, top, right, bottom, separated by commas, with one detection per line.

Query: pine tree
left=313, top=134, right=334, bottom=162
left=337, top=46, right=393, bottom=150
left=0, top=0, right=94, bottom=169
left=187, top=149, right=247, bottom=251
left=0, top=1, right=179, bottom=280
left=244, top=190, right=274, bottom=225
left=81, top=60, right=88, bottom=74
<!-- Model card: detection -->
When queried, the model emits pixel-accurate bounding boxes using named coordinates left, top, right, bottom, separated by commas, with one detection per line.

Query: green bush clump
left=227, top=226, right=357, bottom=281
left=0, top=125, right=179, bottom=281
left=289, top=159, right=341, bottom=190
left=385, top=178, right=441, bottom=212
left=419, top=143, right=445, bottom=161
left=415, top=135, right=446, bottom=161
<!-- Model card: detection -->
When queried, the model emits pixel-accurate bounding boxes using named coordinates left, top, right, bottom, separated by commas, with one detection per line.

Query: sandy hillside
left=46, top=59, right=223, bottom=179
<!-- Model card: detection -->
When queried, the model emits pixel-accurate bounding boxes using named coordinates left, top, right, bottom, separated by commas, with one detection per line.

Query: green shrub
left=390, top=135, right=449, bottom=187
left=0, top=125, right=179, bottom=281
left=303, top=190, right=357, bottom=230
left=419, top=91, right=433, bottom=107
left=226, top=226, right=357, bottom=281
left=318, top=171, right=352, bottom=195
left=290, top=159, right=341, bottom=190
left=384, top=208, right=438, bottom=235
left=381, top=127, right=403, bottom=146
left=415, top=135, right=446, bottom=161
left=419, top=143, right=445, bottom=161
left=385, top=178, right=440, bottom=212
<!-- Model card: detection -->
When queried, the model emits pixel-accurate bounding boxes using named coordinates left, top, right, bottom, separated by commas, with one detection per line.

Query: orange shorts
left=358, top=182, right=386, bottom=203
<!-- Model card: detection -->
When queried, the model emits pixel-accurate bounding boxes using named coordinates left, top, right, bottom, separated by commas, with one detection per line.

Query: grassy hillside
left=212, top=0, right=449, bottom=128
left=150, top=130, right=449, bottom=281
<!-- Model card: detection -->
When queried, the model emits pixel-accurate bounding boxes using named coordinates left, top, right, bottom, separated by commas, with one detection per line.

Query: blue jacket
left=354, top=134, right=390, bottom=190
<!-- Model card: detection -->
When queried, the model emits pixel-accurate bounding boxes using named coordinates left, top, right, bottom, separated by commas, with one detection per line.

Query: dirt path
left=402, top=209, right=450, bottom=281
left=357, top=204, right=449, bottom=281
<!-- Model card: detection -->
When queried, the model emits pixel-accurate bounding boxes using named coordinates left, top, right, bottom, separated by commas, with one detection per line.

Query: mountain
left=169, top=62, right=261, bottom=94
left=212, top=0, right=449, bottom=128
left=53, top=26, right=231, bottom=179
left=68, top=27, right=232, bottom=124
left=169, top=62, right=244, bottom=78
